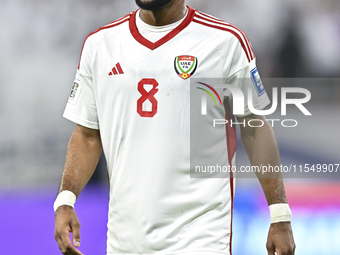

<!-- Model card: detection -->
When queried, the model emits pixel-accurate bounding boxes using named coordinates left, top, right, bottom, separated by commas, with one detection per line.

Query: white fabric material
left=269, top=203, right=292, bottom=223
left=53, top=190, right=77, bottom=212
left=63, top=7, right=270, bottom=255
left=135, top=8, right=188, bottom=43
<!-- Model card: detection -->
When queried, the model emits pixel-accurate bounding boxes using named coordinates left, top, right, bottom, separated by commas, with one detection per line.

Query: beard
left=135, top=0, right=173, bottom=11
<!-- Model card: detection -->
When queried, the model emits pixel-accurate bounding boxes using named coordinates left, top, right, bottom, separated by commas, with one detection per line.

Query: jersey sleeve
left=223, top=36, right=270, bottom=117
left=63, top=36, right=99, bottom=130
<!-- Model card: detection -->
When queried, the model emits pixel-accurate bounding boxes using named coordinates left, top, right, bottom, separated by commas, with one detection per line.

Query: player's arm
left=54, top=124, right=102, bottom=255
left=237, top=114, right=295, bottom=255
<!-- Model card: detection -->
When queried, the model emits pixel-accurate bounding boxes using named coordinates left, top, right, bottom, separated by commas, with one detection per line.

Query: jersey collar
left=129, top=6, right=195, bottom=50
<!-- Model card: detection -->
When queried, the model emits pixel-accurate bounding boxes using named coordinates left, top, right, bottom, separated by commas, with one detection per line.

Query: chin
left=135, top=0, right=174, bottom=11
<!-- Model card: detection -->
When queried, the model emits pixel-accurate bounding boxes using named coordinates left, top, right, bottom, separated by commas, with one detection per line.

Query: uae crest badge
left=174, top=55, right=198, bottom=80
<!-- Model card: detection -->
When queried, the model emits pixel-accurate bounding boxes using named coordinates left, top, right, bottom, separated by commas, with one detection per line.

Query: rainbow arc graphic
left=196, top=82, right=223, bottom=115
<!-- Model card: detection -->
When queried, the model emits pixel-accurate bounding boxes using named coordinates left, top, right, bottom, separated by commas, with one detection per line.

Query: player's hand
left=266, top=221, right=295, bottom=255
left=55, top=205, right=83, bottom=255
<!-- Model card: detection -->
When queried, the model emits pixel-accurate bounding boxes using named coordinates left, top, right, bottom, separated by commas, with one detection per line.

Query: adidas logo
left=109, top=63, right=124, bottom=76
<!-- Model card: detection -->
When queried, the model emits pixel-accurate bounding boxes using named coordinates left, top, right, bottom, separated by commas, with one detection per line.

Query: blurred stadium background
left=0, top=0, right=339, bottom=254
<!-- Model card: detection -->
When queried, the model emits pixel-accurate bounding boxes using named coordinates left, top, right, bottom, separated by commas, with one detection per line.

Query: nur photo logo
left=194, top=80, right=312, bottom=128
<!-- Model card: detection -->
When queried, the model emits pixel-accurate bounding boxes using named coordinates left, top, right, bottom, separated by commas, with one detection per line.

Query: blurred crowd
left=189, top=0, right=340, bottom=78
left=2, top=0, right=340, bottom=77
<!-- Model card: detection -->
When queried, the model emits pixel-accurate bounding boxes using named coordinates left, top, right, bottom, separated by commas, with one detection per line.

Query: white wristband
left=269, top=203, right=292, bottom=223
left=53, top=190, right=77, bottom=212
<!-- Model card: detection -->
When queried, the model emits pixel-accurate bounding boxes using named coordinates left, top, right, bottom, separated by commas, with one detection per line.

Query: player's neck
left=139, top=1, right=186, bottom=26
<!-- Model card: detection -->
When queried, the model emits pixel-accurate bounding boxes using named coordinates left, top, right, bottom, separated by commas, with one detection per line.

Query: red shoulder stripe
left=195, top=12, right=254, bottom=59
left=199, top=12, right=255, bottom=59
left=77, top=14, right=130, bottom=69
left=196, top=10, right=225, bottom=22
left=193, top=18, right=253, bottom=62
left=194, top=12, right=255, bottom=61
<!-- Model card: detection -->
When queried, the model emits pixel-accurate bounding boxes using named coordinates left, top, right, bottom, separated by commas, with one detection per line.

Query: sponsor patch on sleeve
left=250, top=67, right=265, bottom=96
left=68, top=80, right=82, bottom=105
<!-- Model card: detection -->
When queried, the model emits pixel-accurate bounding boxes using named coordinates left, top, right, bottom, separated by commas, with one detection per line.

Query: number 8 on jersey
left=137, top=78, right=159, bottom=118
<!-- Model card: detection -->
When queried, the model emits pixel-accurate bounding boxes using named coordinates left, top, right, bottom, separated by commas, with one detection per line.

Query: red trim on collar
left=129, top=6, right=195, bottom=50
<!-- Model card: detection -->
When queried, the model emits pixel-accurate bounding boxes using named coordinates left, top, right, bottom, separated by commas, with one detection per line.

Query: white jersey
left=64, top=6, right=269, bottom=255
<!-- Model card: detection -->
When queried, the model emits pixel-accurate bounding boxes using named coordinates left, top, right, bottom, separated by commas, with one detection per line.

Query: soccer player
left=54, top=0, right=295, bottom=254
